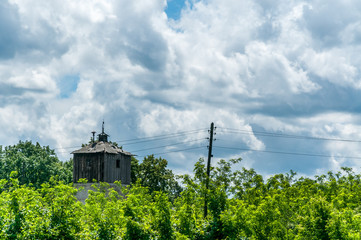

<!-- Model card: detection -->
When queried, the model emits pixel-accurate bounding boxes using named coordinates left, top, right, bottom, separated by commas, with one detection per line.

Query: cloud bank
left=2, top=0, right=361, bottom=176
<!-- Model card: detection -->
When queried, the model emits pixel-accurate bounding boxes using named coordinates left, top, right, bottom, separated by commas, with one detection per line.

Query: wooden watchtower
left=72, top=122, right=132, bottom=184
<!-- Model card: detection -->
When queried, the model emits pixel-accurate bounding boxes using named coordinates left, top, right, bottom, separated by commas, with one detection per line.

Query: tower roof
left=71, top=121, right=133, bottom=156
left=71, top=141, right=132, bottom=155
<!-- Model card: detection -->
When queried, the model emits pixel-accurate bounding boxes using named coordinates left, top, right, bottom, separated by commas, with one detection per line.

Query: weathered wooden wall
left=73, top=153, right=104, bottom=183
left=103, top=154, right=131, bottom=184
left=73, top=153, right=131, bottom=184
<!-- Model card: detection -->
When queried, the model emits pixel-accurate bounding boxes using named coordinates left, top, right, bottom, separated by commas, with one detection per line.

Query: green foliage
left=1, top=155, right=361, bottom=239
left=130, top=157, right=140, bottom=184
left=0, top=176, right=82, bottom=239
left=39, top=179, right=81, bottom=239
left=132, top=155, right=182, bottom=201
left=152, top=192, right=174, bottom=240
left=0, top=141, right=72, bottom=188
left=123, top=182, right=153, bottom=239
left=82, top=182, right=123, bottom=239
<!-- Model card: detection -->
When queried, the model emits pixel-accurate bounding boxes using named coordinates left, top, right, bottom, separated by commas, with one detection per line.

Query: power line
left=54, top=146, right=81, bottom=150
left=214, top=146, right=361, bottom=160
left=130, top=138, right=206, bottom=153
left=137, top=146, right=206, bottom=158
left=115, top=128, right=208, bottom=144
left=52, top=126, right=361, bottom=161
left=52, top=129, right=208, bottom=152
left=217, top=127, right=361, bottom=143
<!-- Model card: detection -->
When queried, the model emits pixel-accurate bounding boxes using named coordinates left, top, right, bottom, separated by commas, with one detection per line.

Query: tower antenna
left=102, top=120, right=105, bottom=134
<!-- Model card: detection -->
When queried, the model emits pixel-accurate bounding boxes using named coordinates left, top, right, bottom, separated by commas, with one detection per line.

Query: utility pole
left=204, top=122, right=215, bottom=218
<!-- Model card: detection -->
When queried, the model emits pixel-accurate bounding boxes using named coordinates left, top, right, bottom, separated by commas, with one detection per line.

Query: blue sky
left=2, top=0, right=361, bottom=178
left=59, top=75, right=80, bottom=98
left=165, top=0, right=186, bottom=20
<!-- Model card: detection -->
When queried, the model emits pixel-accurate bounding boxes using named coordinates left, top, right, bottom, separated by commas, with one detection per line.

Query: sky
left=2, top=0, right=361, bottom=178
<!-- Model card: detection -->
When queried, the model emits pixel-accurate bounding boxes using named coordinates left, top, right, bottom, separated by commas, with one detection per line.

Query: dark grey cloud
left=124, top=30, right=169, bottom=72
left=0, top=83, right=26, bottom=96
left=95, top=2, right=170, bottom=72
left=0, top=1, right=21, bottom=59
left=21, top=21, right=70, bottom=60
left=0, top=0, right=69, bottom=61
left=302, top=2, right=361, bottom=48
left=243, top=76, right=361, bottom=118
left=0, top=83, right=48, bottom=97
left=256, top=20, right=281, bottom=42
left=256, top=0, right=280, bottom=13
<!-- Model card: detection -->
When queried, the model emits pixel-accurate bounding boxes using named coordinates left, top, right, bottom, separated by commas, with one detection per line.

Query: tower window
left=86, top=159, right=91, bottom=168
left=116, top=160, right=120, bottom=168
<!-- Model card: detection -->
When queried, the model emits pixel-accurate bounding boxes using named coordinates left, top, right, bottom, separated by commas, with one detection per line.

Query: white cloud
left=7, top=68, right=57, bottom=93
left=301, top=49, right=360, bottom=88
left=245, top=41, right=319, bottom=95
left=2, top=0, right=361, bottom=178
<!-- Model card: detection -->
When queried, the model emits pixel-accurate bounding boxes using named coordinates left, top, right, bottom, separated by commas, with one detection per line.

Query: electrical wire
left=217, top=127, right=361, bottom=143
left=53, top=146, right=82, bottom=150
left=53, top=126, right=361, bottom=161
left=114, top=128, right=208, bottom=144
left=137, top=145, right=206, bottom=158
left=130, top=138, right=206, bottom=153
left=51, top=129, right=208, bottom=152
left=214, top=146, right=361, bottom=159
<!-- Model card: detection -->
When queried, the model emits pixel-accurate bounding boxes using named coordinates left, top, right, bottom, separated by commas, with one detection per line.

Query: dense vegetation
left=1, top=142, right=361, bottom=239
left=0, top=141, right=72, bottom=187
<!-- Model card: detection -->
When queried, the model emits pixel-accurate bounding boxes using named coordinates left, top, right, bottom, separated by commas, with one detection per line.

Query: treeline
left=0, top=141, right=72, bottom=187
left=1, top=141, right=361, bottom=239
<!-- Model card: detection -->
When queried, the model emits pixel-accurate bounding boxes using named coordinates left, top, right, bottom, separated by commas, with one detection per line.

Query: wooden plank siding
left=73, top=152, right=131, bottom=184
left=73, top=153, right=104, bottom=183
left=103, top=154, right=131, bottom=184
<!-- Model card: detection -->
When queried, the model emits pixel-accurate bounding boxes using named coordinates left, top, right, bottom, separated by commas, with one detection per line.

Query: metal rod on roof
left=91, top=131, right=96, bottom=143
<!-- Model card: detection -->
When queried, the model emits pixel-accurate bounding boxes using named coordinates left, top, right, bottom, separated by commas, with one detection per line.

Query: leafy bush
left=0, top=154, right=360, bottom=239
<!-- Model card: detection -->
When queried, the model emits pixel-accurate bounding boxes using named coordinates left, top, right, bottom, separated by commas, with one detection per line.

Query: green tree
left=3, top=150, right=361, bottom=239
left=0, top=141, right=72, bottom=188
left=297, top=197, right=332, bottom=240
left=130, top=156, right=140, bottom=184
left=123, top=182, right=153, bottom=240
left=132, top=155, right=182, bottom=200
left=82, top=182, right=124, bottom=240
left=152, top=192, right=174, bottom=240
